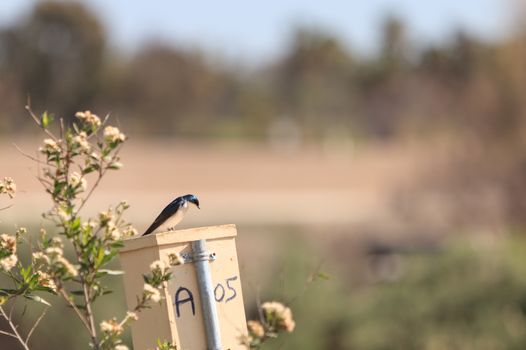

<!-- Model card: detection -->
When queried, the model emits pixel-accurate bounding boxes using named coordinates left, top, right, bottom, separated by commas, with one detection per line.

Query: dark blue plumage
left=142, top=194, right=200, bottom=236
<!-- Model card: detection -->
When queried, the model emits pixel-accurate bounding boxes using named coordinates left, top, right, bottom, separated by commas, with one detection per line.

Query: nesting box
left=119, top=224, right=248, bottom=350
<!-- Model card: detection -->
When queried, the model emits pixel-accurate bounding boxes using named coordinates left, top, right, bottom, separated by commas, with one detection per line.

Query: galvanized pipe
left=192, top=239, right=222, bottom=350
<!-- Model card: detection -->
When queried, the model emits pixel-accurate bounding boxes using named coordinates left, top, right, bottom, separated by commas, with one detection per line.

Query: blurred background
left=1, top=0, right=526, bottom=349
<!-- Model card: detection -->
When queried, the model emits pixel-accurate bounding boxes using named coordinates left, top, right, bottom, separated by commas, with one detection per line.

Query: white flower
left=0, top=177, right=16, bottom=198
left=100, top=318, right=123, bottom=335
left=143, top=283, right=162, bottom=303
left=58, top=256, right=78, bottom=277
left=89, top=151, right=100, bottom=160
left=0, top=255, right=17, bottom=271
left=100, top=320, right=112, bottom=332
left=75, top=111, right=101, bottom=128
left=149, top=260, right=168, bottom=273
left=72, top=131, right=90, bottom=152
left=261, top=301, right=295, bottom=333
left=45, top=246, right=63, bottom=257
left=114, top=345, right=128, bottom=350
left=106, top=221, right=121, bottom=240
left=109, top=161, right=123, bottom=169
left=51, top=236, right=63, bottom=248
left=39, top=138, right=60, bottom=153
left=144, top=283, right=156, bottom=293
left=103, top=126, right=126, bottom=143
left=0, top=233, right=16, bottom=254
left=126, top=311, right=138, bottom=321
left=261, top=301, right=286, bottom=314
left=282, top=315, right=296, bottom=332
left=51, top=237, right=62, bottom=245
left=110, top=229, right=121, bottom=241
left=122, top=226, right=138, bottom=237
left=168, top=252, right=184, bottom=266
left=150, top=291, right=161, bottom=303
left=32, top=252, right=50, bottom=264
left=56, top=207, right=71, bottom=221
left=36, top=270, right=57, bottom=292
left=247, top=320, right=265, bottom=338
left=69, top=172, right=87, bottom=191
left=98, top=211, right=113, bottom=225
left=82, top=221, right=97, bottom=231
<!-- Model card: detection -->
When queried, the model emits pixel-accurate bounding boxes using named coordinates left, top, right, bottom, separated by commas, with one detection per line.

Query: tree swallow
left=142, top=194, right=200, bottom=236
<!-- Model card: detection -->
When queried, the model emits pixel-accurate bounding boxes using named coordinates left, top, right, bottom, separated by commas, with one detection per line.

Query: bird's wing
left=143, top=197, right=184, bottom=236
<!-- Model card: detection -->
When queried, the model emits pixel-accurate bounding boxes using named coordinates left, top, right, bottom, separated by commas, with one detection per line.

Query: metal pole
left=192, top=239, right=222, bottom=350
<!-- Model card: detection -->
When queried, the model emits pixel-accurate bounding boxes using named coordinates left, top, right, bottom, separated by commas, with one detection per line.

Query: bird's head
left=183, top=194, right=200, bottom=209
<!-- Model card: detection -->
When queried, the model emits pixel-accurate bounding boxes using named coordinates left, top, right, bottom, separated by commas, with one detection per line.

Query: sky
left=0, top=0, right=515, bottom=63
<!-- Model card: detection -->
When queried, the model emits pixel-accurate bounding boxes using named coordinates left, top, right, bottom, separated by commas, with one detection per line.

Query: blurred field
left=1, top=137, right=426, bottom=232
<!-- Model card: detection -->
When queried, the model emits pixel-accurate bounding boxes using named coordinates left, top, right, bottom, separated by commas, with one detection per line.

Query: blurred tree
left=379, top=15, right=408, bottom=72
left=274, top=27, right=355, bottom=138
left=0, top=1, right=105, bottom=129
left=353, top=16, right=411, bottom=139
left=103, top=43, right=243, bottom=136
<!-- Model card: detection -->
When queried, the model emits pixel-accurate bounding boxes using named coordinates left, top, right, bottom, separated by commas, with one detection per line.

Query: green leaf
left=70, top=290, right=85, bottom=296
left=98, top=269, right=124, bottom=275
left=317, top=272, right=330, bottom=280
left=107, top=161, right=123, bottom=170
left=53, top=181, right=65, bottom=197
left=0, top=288, right=19, bottom=296
left=24, top=294, right=51, bottom=306
left=72, top=303, right=87, bottom=310
left=41, top=111, right=54, bottom=128
left=109, top=241, right=124, bottom=249
left=82, top=166, right=96, bottom=174
left=20, top=265, right=33, bottom=281
left=98, top=249, right=119, bottom=267
left=94, top=247, right=106, bottom=268
left=0, top=251, right=12, bottom=259
left=71, top=217, right=81, bottom=231
left=34, top=286, right=58, bottom=294
left=143, top=274, right=153, bottom=284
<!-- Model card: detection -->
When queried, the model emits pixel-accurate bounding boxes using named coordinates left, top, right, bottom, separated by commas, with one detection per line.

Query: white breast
left=155, top=202, right=189, bottom=233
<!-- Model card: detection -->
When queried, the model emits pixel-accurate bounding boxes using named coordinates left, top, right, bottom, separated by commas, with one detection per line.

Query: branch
left=286, top=259, right=325, bottom=307
left=58, top=288, right=92, bottom=334
left=0, top=305, right=30, bottom=350
left=255, top=287, right=266, bottom=327
left=75, top=145, right=123, bottom=215
left=25, top=306, right=48, bottom=343
left=0, top=329, right=18, bottom=339
left=0, top=204, right=13, bottom=211
left=9, top=297, right=17, bottom=321
left=82, top=282, right=99, bottom=349
left=25, top=103, right=58, bottom=141
left=60, top=118, right=65, bottom=140
left=101, top=113, right=111, bottom=127
left=12, top=143, right=49, bottom=166
left=76, top=170, right=103, bottom=215
left=74, top=114, right=123, bottom=215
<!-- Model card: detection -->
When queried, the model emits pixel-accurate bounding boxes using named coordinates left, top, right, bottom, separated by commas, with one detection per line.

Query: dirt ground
left=0, top=137, right=444, bottom=235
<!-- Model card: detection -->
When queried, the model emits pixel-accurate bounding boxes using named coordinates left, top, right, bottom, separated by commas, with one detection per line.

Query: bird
left=142, top=194, right=200, bottom=236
